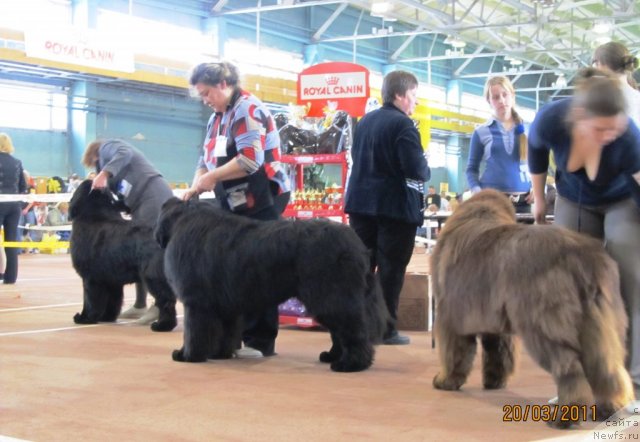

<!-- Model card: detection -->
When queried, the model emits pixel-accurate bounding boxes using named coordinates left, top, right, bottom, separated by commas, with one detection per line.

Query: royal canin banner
left=297, top=62, right=370, bottom=117
left=24, top=27, right=135, bottom=73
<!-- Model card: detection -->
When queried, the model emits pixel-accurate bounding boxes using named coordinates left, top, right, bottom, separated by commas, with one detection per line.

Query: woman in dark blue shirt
left=466, top=76, right=532, bottom=212
left=529, top=68, right=640, bottom=393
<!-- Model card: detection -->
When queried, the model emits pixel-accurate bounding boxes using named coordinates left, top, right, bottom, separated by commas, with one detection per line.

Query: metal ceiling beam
left=400, top=52, right=503, bottom=63
left=458, top=69, right=560, bottom=79
left=217, top=1, right=345, bottom=15
left=458, top=0, right=481, bottom=23
left=453, top=45, right=486, bottom=76
left=312, top=2, right=348, bottom=41
left=511, top=62, right=535, bottom=84
left=211, top=0, right=228, bottom=13
left=389, top=26, right=424, bottom=61
left=321, top=28, right=436, bottom=43
left=393, top=0, right=454, bottom=25
left=498, top=0, right=536, bottom=15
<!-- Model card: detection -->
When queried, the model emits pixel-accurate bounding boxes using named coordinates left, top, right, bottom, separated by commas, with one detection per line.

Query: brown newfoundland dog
left=431, top=189, right=634, bottom=427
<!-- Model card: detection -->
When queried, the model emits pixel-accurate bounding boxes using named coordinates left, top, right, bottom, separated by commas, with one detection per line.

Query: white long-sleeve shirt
left=621, top=78, right=640, bottom=128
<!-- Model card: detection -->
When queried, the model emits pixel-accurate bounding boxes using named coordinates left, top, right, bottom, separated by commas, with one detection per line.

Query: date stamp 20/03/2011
left=503, top=404, right=597, bottom=423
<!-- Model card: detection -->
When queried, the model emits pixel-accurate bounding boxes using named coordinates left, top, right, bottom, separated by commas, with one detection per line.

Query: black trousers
left=349, top=214, right=418, bottom=335
left=241, top=205, right=280, bottom=356
left=0, top=202, right=22, bottom=283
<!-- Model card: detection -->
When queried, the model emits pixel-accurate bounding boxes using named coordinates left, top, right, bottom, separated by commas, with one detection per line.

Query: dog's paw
left=433, top=374, right=463, bottom=391
left=595, top=404, right=617, bottom=422
left=483, top=378, right=507, bottom=390
left=209, top=351, right=234, bottom=360
left=547, top=418, right=578, bottom=429
left=172, top=348, right=206, bottom=363
left=319, top=351, right=337, bottom=363
left=73, top=313, right=96, bottom=324
left=330, top=358, right=371, bottom=373
left=150, top=319, right=177, bottom=332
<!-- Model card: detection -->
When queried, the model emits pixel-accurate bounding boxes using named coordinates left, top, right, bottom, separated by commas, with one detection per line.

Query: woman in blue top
left=466, top=76, right=532, bottom=212
left=529, top=68, right=640, bottom=394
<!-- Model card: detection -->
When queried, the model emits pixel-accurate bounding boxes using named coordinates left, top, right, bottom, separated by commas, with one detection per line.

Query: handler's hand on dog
left=92, top=171, right=109, bottom=190
left=195, top=172, right=216, bottom=194
left=182, top=188, right=200, bottom=201
left=533, top=200, right=547, bottom=224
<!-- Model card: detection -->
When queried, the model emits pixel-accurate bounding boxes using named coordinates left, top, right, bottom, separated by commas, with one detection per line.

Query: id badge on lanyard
left=213, top=114, right=228, bottom=158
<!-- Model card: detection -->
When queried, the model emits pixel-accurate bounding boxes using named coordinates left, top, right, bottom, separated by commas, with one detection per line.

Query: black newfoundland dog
left=155, top=198, right=388, bottom=372
left=69, top=180, right=177, bottom=332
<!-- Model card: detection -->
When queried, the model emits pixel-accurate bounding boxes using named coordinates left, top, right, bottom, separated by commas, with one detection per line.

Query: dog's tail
left=364, top=272, right=391, bottom=344
left=580, top=254, right=635, bottom=411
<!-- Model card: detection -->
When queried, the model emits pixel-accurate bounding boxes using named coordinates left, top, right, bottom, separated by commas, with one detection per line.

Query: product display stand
left=278, top=151, right=349, bottom=327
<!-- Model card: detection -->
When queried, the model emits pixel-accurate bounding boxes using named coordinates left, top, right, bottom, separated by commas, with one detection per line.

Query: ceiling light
left=591, top=35, right=612, bottom=48
left=444, top=35, right=466, bottom=49
left=371, top=2, right=392, bottom=15
left=531, top=0, right=555, bottom=8
left=593, top=19, right=613, bottom=34
left=509, top=59, right=523, bottom=66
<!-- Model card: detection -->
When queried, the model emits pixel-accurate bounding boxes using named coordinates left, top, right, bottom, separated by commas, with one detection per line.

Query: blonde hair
left=484, top=76, right=527, bottom=161
left=82, top=140, right=103, bottom=168
left=0, top=133, right=15, bottom=154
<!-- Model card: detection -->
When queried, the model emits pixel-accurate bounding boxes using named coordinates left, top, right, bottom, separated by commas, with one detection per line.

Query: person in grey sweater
left=82, top=139, right=174, bottom=323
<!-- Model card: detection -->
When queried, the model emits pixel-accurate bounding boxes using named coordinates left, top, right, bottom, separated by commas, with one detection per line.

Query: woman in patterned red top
left=185, top=62, right=290, bottom=358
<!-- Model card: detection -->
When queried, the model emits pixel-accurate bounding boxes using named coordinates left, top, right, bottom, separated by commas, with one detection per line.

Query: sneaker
left=383, top=331, right=411, bottom=345
left=118, top=306, right=147, bottom=319
left=234, top=347, right=264, bottom=359
left=548, top=396, right=558, bottom=405
left=135, top=305, right=160, bottom=325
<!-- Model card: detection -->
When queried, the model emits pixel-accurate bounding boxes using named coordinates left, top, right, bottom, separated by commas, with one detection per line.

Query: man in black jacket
left=345, top=70, right=430, bottom=345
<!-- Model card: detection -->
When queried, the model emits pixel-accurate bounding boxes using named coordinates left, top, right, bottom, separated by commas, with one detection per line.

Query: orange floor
left=0, top=255, right=608, bottom=441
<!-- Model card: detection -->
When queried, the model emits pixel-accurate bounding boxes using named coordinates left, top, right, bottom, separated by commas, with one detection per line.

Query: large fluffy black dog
left=69, top=180, right=177, bottom=332
left=155, top=198, right=388, bottom=372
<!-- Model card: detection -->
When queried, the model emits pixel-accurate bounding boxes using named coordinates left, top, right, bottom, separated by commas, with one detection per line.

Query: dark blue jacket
left=345, top=103, right=430, bottom=225
left=529, top=98, right=640, bottom=207
left=0, top=152, right=26, bottom=195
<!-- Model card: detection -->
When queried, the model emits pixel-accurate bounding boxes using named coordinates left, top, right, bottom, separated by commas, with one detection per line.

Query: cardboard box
left=397, top=253, right=431, bottom=331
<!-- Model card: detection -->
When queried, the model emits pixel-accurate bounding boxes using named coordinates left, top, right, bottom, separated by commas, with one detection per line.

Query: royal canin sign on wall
left=24, top=27, right=135, bottom=73
left=298, top=62, right=370, bottom=117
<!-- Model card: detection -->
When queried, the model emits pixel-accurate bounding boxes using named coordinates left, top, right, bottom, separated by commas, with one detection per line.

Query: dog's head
left=68, top=180, right=129, bottom=222
left=447, top=189, right=516, bottom=229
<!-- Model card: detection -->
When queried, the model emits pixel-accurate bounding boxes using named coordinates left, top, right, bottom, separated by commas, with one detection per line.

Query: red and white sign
left=25, top=27, right=135, bottom=73
left=298, top=62, right=370, bottom=117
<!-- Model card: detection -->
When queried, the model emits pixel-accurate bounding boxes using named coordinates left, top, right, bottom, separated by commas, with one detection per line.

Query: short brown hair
left=381, top=70, right=418, bottom=105
left=573, top=68, right=625, bottom=118
left=83, top=140, right=103, bottom=168
left=189, top=62, right=240, bottom=87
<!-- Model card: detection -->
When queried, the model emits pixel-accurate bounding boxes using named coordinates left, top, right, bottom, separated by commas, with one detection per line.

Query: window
left=419, top=84, right=446, bottom=105
left=97, top=10, right=217, bottom=64
left=0, top=83, right=67, bottom=131
left=427, top=141, right=447, bottom=168
left=517, top=107, right=537, bottom=123
left=224, top=40, right=304, bottom=81
left=460, top=93, right=491, bottom=119
left=0, top=0, right=71, bottom=31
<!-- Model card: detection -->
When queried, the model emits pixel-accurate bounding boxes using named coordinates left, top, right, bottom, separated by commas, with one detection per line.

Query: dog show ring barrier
left=0, top=190, right=215, bottom=250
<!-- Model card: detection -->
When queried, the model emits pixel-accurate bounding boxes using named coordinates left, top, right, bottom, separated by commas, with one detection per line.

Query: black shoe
left=383, top=331, right=411, bottom=345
